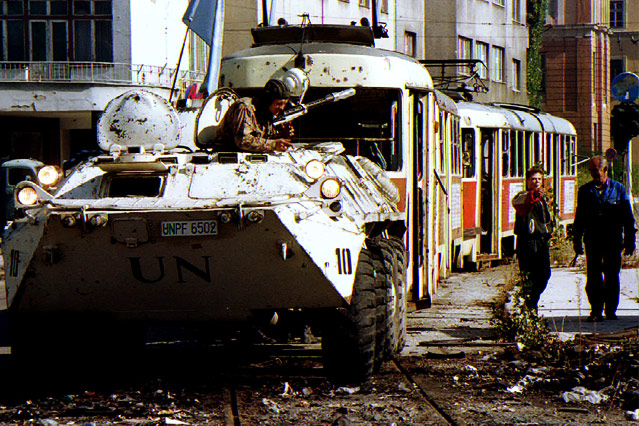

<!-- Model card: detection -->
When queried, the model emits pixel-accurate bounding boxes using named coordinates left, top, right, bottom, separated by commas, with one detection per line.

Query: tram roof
left=457, top=102, right=577, bottom=135
left=221, top=42, right=433, bottom=90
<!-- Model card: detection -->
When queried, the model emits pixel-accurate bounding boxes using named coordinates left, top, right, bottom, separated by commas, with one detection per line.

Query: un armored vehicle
left=2, top=25, right=410, bottom=382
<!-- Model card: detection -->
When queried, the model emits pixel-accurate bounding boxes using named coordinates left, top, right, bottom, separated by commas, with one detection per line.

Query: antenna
left=261, top=0, right=268, bottom=26
left=370, top=0, right=388, bottom=39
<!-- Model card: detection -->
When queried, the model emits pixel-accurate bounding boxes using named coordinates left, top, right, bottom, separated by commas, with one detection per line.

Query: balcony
left=0, top=61, right=205, bottom=88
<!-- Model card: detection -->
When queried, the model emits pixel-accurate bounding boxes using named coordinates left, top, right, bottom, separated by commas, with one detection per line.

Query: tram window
left=501, top=131, right=509, bottom=177
left=533, top=133, right=541, bottom=165
left=509, top=130, right=517, bottom=177
left=516, top=132, right=524, bottom=177
left=462, top=130, right=475, bottom=178
left=452, top=120, right=462, bottom=176
left=438, top=112, right=446, bottom=173
left=570, top=137, right=577, bottom=175
left=545, top=134, right=552, bottom=176
left=560, top=136, right=566, bottom=176
left=280, top=88, right=402, bottom=171
left=415, top=98, right=424, bottom=179
left=524, top=132, right=532, bottom=171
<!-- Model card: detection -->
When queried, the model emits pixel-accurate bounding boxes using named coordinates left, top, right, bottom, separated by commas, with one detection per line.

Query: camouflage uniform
left=213, top=97, right=286, bottom=153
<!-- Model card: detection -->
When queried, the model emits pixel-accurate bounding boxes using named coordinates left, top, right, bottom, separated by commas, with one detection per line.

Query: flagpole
left=204, top=0, right=224, bottom=95
left=169, top=26, right=190, bottom=103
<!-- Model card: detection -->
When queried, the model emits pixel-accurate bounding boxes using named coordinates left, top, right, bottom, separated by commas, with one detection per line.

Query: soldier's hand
left=284, top=123, right=295, bottom=138
left=274, top=139, right=292, bottom=152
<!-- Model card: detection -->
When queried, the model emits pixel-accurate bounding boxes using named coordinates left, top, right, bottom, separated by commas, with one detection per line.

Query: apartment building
left=0, top=0, right=254, bottom=166
left=423, top=0, right=529, bottom=104
left=541, top=0, right=610, bottom=155
left=258, top=0, right=424, bottom=56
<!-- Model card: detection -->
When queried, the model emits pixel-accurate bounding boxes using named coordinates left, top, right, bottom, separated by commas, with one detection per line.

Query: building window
left=0, top=0, right=112, bottom=62
left=493, top=46, right=505, bottom=82
left=380, top=0, right=388, bottom=14
left=610, top=1, right=625, bottom=28
left=459, top=36, right=472, bottom=75
left=359, top=0, right=370, bottom=8
left=475, top=41, right=489, bottom=79
left=404, top=31, right=416, bottom=57
left=512, top=0, right=521, bottom=23
left=611, top=58, right=625, bottom=82
left=458, top=37, right=472, bottom=60
left=512, top=58, right=521, bottom=91
left=189, top=31, right=209, bottom=74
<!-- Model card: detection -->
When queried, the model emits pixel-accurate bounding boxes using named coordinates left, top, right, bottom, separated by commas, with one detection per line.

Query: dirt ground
left=0, top=330, right=636, bottom=425
left=0, top=252, right=637, bottom=425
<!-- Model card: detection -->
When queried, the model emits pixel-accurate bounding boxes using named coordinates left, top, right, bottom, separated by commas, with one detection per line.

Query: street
left=0, top=259, right=637, bottom=425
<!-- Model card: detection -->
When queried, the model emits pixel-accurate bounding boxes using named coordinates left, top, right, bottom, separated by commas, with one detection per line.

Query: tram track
left=213, top=343, right=459, bottom=426
left=392, top=358, right=459, bottom=426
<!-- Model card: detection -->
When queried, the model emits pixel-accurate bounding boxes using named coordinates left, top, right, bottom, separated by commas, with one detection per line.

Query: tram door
left=409, top=91, right=429, bottom=305
left=479, top=128, right=497, bottom=255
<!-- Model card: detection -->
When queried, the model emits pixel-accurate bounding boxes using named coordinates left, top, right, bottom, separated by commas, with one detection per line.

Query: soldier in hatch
left=213, top=79, right=294, bottom=153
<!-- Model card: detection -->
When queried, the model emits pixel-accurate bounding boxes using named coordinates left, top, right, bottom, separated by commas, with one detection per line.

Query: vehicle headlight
left=320, top=178, right=341, bottom=199
left=305, top=160, right=325, bottom=180
left=17, top=186, right=38, bottom=205
left=37, top=165, right=63, bottom=187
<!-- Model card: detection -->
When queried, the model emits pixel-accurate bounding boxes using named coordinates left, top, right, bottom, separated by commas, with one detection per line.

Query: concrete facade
left=541, top=0, right=611, bottom=155
left=423, top=0, right=529, bottom=105
left=258, top=0, right=401, bottom=53
left=0, top=0, right=255, bottom=166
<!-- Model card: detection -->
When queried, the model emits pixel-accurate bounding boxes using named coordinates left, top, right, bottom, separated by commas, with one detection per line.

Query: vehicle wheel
left=322, top=248, right=377, bottom=383
left=377, top=237, right=407, bottom=361
left=371, top=243, right=391, bottom=371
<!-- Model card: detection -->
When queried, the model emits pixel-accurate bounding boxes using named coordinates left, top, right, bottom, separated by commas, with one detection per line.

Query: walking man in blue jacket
left=573, top=156, right=636, bottom=322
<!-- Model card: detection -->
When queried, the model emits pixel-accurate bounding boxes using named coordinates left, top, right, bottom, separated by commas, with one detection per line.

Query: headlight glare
left=320, top=178, right=341, bottom=199
left=17, top=187, right=38, bottom=205
left=305, top=160, right=325, bottom=180
left=38, top=165, right=63, bottom=187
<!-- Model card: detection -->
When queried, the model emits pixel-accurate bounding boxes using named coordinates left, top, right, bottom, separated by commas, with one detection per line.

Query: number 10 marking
left=336, top=248, right=352, bottom=275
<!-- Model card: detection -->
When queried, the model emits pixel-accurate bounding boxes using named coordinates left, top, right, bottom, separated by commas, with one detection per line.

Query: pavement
left=403, top=261, right=639, bottom=356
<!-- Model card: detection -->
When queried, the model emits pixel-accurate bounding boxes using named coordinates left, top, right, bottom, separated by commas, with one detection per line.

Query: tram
left=212, top=23, right=578, bottom=304
left=454, top=102, right=578, bottom=271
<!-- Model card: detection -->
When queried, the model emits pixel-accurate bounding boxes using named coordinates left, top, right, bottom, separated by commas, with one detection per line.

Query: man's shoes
left=586, top=314, right=604, bottom=322
left=606, top=313, right=618, bottom=320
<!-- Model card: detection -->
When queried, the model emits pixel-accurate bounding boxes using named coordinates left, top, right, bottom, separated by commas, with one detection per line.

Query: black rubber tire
left=322, top=248, right=378, bottom=383
left=387, top=236, right=407, bottom=353
left=371, top=244, right=392, bottom=371
left=376, top=237, right=407, bottom=361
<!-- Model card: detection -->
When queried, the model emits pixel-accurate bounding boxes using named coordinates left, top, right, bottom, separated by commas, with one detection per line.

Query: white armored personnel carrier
left=2, top=25, right=410, bottom=382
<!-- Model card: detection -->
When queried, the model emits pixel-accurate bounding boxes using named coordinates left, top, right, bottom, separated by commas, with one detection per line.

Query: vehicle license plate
left=161, top=220, right=218, bottom=237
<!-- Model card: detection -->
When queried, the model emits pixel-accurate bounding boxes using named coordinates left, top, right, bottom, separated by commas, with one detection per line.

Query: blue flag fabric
left=182, top=0, right=216, bottom=46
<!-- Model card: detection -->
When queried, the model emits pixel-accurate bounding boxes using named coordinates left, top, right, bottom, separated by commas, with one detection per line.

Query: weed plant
left=491, top=271, right=553, bottom=350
